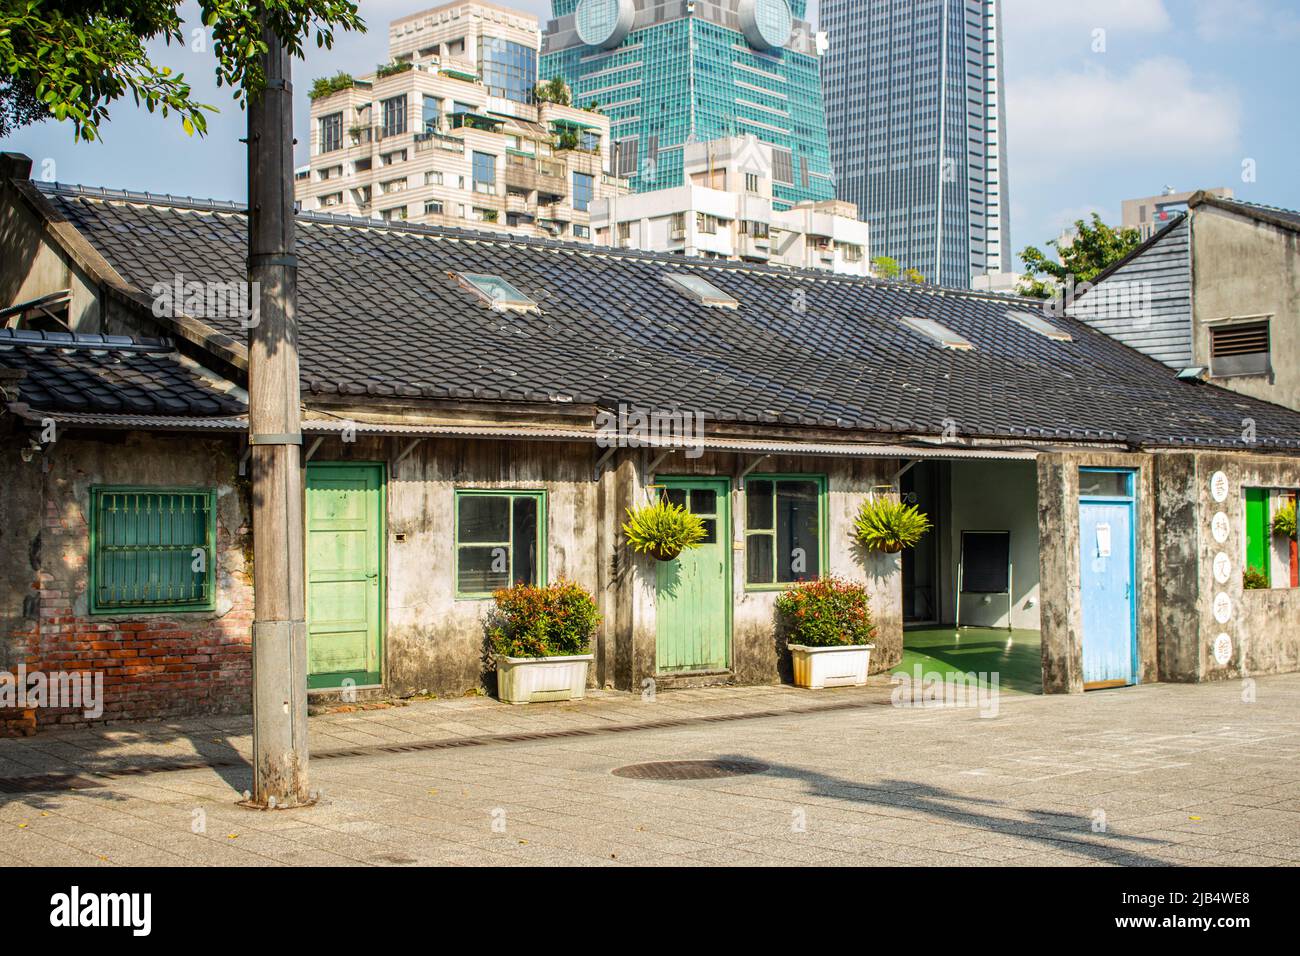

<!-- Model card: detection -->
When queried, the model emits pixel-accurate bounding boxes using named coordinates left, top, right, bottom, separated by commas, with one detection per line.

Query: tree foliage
left=1017, top=212, right=1143, bottom=299
left=871, top=256, right=925, bottom=284
left=870, top=255, right=899, bottom=279
left=0, top=0, right=365, bottom=141
left=533, top=76, right=570, bottom=106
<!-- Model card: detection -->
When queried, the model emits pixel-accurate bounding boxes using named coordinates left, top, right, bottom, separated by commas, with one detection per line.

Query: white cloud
left=1192, top=0, right=1300, bottom=42
left=1007, top=57, right=1241, bottom=176
left=1002, top=0, right=1172, bottom=35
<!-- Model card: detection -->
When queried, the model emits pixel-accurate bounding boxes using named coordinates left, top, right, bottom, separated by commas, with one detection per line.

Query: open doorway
left=898, top=459, right=1044, bottom=695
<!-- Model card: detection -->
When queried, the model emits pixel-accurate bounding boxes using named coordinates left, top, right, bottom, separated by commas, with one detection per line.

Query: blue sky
left=3, top=0, right=1298, bottom=266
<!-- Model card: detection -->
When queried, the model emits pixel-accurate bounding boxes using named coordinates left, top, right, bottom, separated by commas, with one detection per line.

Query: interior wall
left=939, top=460, right=1042, bottom=630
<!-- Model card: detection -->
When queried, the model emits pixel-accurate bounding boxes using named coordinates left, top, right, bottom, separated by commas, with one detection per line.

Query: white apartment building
left=297, top=1, right=626, bottom=242
left=590, top=136, right=870, bottom=276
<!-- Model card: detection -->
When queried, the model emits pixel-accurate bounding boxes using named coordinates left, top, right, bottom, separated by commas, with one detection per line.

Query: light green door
left=655, top=477, right=730, bottom=673
left=306, top=463, right=384, bottom=689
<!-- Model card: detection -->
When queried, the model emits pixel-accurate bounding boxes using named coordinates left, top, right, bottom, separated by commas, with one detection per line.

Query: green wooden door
left=1244, top=487, right=1271, bottom=586
left=655, top=477, right=730, bottom=673
left=306, top=463, right=385, bottom=689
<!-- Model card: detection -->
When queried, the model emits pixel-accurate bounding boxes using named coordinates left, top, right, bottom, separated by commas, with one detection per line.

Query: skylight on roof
left=1006, top=310, right=1072, bottom=342
left=457, top=272, right=537, bottom=312
left=663, top=273, right=739, bottom=309
left=900, top=316, right=974, bottom=351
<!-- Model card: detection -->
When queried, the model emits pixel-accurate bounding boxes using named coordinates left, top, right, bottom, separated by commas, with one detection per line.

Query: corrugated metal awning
left=18, top=409, right=1082, bottom=460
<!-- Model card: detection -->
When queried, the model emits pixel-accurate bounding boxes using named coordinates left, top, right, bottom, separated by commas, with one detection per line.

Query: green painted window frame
left=453, top=489, right=548, bottom=599
left=742, top=474, right=829, bottom=591
left=1244, top=487, right=1272, bottom=587
left=89, top=486, right=217, bottom=614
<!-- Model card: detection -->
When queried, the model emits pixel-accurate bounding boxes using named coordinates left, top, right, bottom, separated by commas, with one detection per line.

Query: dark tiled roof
left=0, top=328, right=245, bottom=416
left=1194, top=193, right=1300, bottom=232
left=26, top=183, right=1300, bottom=450
left=1235, top=199, right=1300, bottom=228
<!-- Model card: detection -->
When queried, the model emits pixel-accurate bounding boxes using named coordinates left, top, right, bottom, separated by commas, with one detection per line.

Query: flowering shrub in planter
left=775, top=577, right=877, bottom=689
left=487, top=582, right=598, bottom=704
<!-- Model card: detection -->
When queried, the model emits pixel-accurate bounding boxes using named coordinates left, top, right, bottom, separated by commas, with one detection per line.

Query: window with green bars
left=90, top=488, right=217, bottom=613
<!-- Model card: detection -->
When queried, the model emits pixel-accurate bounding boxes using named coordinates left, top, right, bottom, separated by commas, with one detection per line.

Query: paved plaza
left=2, top=675, right=1299, bottom=866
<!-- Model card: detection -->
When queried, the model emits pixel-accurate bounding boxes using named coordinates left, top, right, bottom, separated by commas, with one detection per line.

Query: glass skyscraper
left=821, top=0, right=1010, bottom=288
left=541, top=0, right=836, bottom=209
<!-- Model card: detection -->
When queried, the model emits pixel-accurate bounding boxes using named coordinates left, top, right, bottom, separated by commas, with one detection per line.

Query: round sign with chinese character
left=1210, top=471, right=1230, bottom=503
left=1213, top=633, right=1233, bottom=666
left=1211, top=511, right=1230, bottom=544
left=1213, top=551, right=1232, bottom=585
left=1213, top=592, right=1233, bottom=625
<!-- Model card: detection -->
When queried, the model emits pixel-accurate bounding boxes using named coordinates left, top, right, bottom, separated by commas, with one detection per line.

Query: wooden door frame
left=1079, top=468, right=1139, bottom=690
left=652, top=475, right=733, bottom=675
left=304, top=460, right=387, bottom=691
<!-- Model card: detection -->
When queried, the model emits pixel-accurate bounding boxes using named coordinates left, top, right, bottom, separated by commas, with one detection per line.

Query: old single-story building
left=2, top=151, right=1299, bottom=732
left=1070, top=192, right=1300, bottom=412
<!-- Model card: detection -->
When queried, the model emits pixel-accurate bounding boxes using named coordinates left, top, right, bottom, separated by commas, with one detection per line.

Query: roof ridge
left=0, top=327, right=174, bottom=353
left=1224, top=196, right=1300, bottom=218
left=36, top=180, right=1045, bottom=306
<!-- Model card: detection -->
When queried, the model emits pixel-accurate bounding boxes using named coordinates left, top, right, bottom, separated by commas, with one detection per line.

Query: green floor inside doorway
left=894, top=626, right=1043, bottom=695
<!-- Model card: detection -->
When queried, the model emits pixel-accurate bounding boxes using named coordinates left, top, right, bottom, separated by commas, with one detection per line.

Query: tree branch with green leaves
left=1017, top=212, right=1143, bottom=299
left=0, top=0, right=364, bottom=141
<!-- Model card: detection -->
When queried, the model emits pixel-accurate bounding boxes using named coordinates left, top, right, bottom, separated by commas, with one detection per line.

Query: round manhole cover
left=611, top=759, right=768, bottom=780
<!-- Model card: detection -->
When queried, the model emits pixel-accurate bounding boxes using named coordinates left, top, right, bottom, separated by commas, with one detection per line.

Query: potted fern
left=1273, top=502, right=1297, bottom=540
left=853, top=495, right=932, bottom=554
left=776, top=577, right=877, bottom=689
left=623, top=498, right=706, bottom=561
left=488, top=582, right=598, bottom=704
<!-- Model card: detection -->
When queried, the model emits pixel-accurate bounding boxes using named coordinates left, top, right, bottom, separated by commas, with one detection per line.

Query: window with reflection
left=455, top=491, right=544, bottom=596
left=744, top=476, right=824, bottom=586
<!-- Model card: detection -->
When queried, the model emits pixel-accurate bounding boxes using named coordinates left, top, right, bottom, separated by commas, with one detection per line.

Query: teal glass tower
left=541, top=0, right=836, bottom=209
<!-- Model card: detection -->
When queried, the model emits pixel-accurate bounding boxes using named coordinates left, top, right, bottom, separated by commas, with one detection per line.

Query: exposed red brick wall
left=1, top=438, right=253, bottom=735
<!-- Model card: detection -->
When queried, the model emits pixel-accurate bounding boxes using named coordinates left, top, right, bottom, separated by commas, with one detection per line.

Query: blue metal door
left=1078, top=500, right=1135, bottom=687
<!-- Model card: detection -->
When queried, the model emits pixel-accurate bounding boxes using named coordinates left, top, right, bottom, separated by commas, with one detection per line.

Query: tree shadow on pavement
left=722, top=754, right=1168, bottom=866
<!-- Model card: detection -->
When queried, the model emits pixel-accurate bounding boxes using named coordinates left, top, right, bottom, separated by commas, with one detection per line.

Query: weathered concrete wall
left=316, top=437, right=603, bottom=700
left=1153, top=452, right=1202, bottom=683
left=0, top=431, right=253, bottom=733
left=607, top=449, right=903, bottom=692
left=1192, top=207, right=1300, bottom=411
left=1037, top=451, right=1159, bottom=694
left=1156, top=450, right=1300, bottom=683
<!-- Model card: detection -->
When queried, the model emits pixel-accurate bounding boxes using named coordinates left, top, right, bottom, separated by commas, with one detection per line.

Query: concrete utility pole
left=246, top=23, right=310, bottom=808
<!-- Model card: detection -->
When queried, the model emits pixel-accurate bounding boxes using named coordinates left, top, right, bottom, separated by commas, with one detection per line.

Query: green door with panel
left=655, top=478, right=730, bottom=673
left=306, top=463, right=385, bottom=689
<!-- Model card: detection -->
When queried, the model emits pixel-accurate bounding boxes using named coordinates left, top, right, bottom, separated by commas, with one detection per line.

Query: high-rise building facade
left=821, top=0, right=1010, bottom=288
left=541, top=1, right=836, bottom=210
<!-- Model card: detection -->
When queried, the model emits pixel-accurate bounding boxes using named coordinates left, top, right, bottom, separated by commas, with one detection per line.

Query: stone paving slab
left=1, top=675, right=1299, bottom=866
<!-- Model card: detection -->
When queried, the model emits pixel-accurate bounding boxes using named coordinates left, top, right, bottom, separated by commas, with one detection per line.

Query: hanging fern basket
left=623, top=498, right=706, bottom=563
left=853, top=494, right=933, bottom=554
left=646, top=542, right=684, bottom=562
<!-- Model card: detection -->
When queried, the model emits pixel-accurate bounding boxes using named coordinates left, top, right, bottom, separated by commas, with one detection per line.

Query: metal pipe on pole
left=246, top=22, right=310, bottom=808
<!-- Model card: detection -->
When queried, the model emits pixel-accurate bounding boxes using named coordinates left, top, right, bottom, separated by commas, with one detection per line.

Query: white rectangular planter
left=788, top=643, right=875, bottom=689
left=496, top=654, right=593, bottom=705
